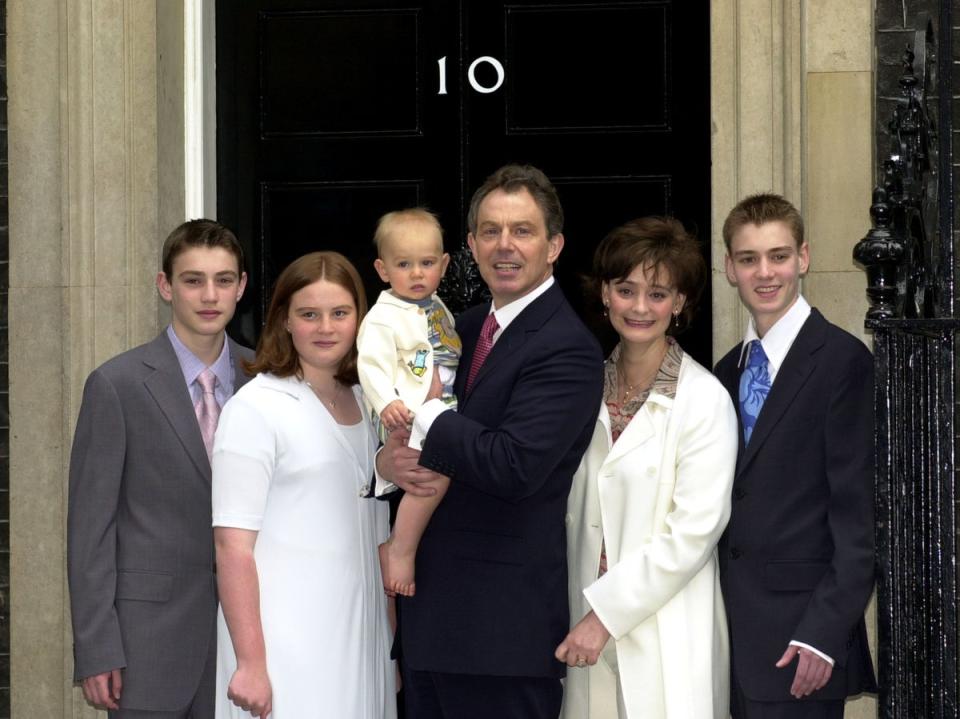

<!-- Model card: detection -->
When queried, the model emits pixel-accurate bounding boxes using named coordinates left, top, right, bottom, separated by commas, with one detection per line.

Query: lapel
left=717, top=348, right=748, bottom=461
left=461, top=283, right=564, bottom=404
left=602, top=392, right=669, bottom=467
left=601, top=350, right=681, bottom=468
left=229, top=337, right=254, bottom=391
left=736, top=310, right=827, bottom=477
left=141, top=333, right=210, bottom=481
left=453, top=307, right=483, bottom=401
left=289, top=377, right=373, bottom=474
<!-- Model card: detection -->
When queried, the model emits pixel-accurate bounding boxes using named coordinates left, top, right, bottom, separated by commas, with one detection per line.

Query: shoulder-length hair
left=244, top=251, right=368, bottom=384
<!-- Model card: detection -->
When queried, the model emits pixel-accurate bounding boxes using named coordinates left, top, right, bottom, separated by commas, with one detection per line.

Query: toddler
left=357, top=208, right=461, bottom=596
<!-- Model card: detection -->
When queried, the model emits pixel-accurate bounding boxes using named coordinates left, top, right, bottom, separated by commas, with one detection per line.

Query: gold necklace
left=306, top=380, right=342, bottom=409
left=617, top=363, right=658, bottom=403
left=617, top=345, right=667, bottom=403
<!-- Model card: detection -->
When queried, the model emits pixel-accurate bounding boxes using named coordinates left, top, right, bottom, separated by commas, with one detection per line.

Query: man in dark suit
left=68, top=220, right=253, bottom=718
left=714, top=194, right=877, bottom=718
left=379, top=164, right=604, bottom=719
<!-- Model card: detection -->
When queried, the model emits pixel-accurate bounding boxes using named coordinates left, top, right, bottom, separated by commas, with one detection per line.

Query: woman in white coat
left=213, top=252, right=396, bottom=719
left=556, top=218, right=738, bottom=719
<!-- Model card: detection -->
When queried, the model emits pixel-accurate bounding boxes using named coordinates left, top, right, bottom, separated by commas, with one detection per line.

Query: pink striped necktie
left=195, top=368, right=220, bottom=460
left=465, top=313, right=499, bottom=393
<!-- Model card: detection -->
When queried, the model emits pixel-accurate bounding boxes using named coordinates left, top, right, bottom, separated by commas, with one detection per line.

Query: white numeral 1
left=437, top=56, right=448, bottom=95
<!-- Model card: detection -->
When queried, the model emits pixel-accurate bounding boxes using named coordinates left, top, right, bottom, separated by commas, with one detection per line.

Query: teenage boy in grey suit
left=68, top=220, right=252, bottom=718
left=714, top=195, right=876, bottom=719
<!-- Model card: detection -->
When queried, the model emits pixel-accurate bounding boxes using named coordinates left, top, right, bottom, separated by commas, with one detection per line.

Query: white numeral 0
left=437, top=56, right=505, bottom=95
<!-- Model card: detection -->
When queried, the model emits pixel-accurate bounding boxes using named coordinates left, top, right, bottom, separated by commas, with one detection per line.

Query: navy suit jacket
left=714, top=308, right=878, bottom=702
left=406, top=282, right=604, bottom=679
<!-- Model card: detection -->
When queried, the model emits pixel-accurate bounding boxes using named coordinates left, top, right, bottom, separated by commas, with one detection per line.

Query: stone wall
left=0, top=2, right=9, bottom=716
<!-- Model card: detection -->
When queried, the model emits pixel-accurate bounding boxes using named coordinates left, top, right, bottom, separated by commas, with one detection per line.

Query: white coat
left=563, top=352, right=738, bottom=719
left=356, top=291, right=457, bottom=416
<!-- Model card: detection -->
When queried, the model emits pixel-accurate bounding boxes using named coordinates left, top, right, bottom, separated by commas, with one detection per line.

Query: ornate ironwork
left=854, top=23, right=939, bottom=320
left=856, top=8, right=957, bottom=719
left=438, top=243, right=489, bottom=315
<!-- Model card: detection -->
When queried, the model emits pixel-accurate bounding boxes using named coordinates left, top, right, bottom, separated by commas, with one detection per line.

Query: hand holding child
left=381, top=399, right=414, bottom=431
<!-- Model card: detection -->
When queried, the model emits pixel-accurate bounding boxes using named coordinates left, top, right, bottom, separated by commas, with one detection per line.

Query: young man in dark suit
left=379, top=164, right=604, bottom=719
left=68, top=220, right=252, bottom=718
left=714, top=194, right=877, bottom=718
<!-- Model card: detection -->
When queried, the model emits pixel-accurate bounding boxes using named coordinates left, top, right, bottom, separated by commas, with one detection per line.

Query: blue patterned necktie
left=739, top=340, right=771, bottom=445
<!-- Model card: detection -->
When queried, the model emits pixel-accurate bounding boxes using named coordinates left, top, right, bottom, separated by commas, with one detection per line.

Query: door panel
left=259, top=10, right=422, bottom=137
left=217, top=0, right=711, bottom=364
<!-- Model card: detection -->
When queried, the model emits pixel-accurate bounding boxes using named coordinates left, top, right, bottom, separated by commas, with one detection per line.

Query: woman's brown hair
left=591, top=217, right=706, bottom=334
left=244, top=251, right=368, bottom=385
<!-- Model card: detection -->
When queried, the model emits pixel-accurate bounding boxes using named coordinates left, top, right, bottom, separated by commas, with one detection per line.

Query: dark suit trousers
left=403, top=666, right=561, bottom=719
left=731, top=670, right=843, bottom=719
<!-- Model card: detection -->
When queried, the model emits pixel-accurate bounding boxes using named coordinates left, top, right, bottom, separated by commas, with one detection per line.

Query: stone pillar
left=710, top=0, right=804, bottom=356
left=8, top=1, right=180, bottom=715
left=802, top=0, right=875, bottom=347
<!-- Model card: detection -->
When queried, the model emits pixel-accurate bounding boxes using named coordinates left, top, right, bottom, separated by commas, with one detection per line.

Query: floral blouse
left=604, top=338, right=683, bottom=443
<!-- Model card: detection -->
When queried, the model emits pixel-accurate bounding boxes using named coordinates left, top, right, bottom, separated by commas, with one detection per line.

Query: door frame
left=186, top=0, right=217, bottom=218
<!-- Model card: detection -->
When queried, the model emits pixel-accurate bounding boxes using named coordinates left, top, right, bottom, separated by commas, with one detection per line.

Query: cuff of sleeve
left=373, top=446, right=397, bottom=497
left=582, top=580, right=627, bottom=641
left=789, top=640, right=835, bottom=666
left=409, top=399, right=450, bottom=449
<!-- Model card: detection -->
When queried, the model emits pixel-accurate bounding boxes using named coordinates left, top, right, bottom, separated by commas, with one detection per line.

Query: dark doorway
left=217, top=0, right=712, bottom=365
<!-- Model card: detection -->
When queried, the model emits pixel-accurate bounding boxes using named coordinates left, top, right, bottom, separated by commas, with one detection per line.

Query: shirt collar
left=488, top=276, right=555, bottom=335
left=737, top=295, right=811, bottom=376
left=166, top=324, right=233, bottom=392
left=375, top=290, right=436, bottom=309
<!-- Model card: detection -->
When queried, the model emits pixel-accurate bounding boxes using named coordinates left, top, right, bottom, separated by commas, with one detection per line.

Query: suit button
left=733, top=488, right=746, bottom=500
left=646, top=466, right=657, bottom=476
left=565, top=513, right=572, bottom=525
left=729, top=548, right=742, bottom=559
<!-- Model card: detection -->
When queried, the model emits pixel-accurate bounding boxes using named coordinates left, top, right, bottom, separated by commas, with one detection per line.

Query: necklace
left=306, top=379, right=342, bottom=409
left=617, top=345, right=668, bottom=403
left=617, top=363, right=658, bottom=403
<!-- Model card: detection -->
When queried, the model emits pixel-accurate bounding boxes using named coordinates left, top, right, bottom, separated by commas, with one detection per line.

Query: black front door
left=217, top=0, right=711, bottom=363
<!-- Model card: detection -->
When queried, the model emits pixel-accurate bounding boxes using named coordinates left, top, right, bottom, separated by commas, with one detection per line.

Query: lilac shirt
left=166, top=325, right=235, bottom=407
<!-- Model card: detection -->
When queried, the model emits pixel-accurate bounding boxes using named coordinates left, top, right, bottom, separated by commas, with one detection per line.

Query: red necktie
left=465, top=313, right=499, bottom=393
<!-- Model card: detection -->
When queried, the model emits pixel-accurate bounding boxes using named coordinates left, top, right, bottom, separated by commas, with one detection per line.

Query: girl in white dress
left=212, top=251, right=397, bottom=719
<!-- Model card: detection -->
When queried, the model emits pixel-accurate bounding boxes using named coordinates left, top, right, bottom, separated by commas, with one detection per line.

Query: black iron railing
left=854, top=8, right=956, bottom=717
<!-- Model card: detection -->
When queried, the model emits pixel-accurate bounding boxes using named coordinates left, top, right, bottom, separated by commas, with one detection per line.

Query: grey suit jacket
left=67, top=331, right=253, bottom=712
